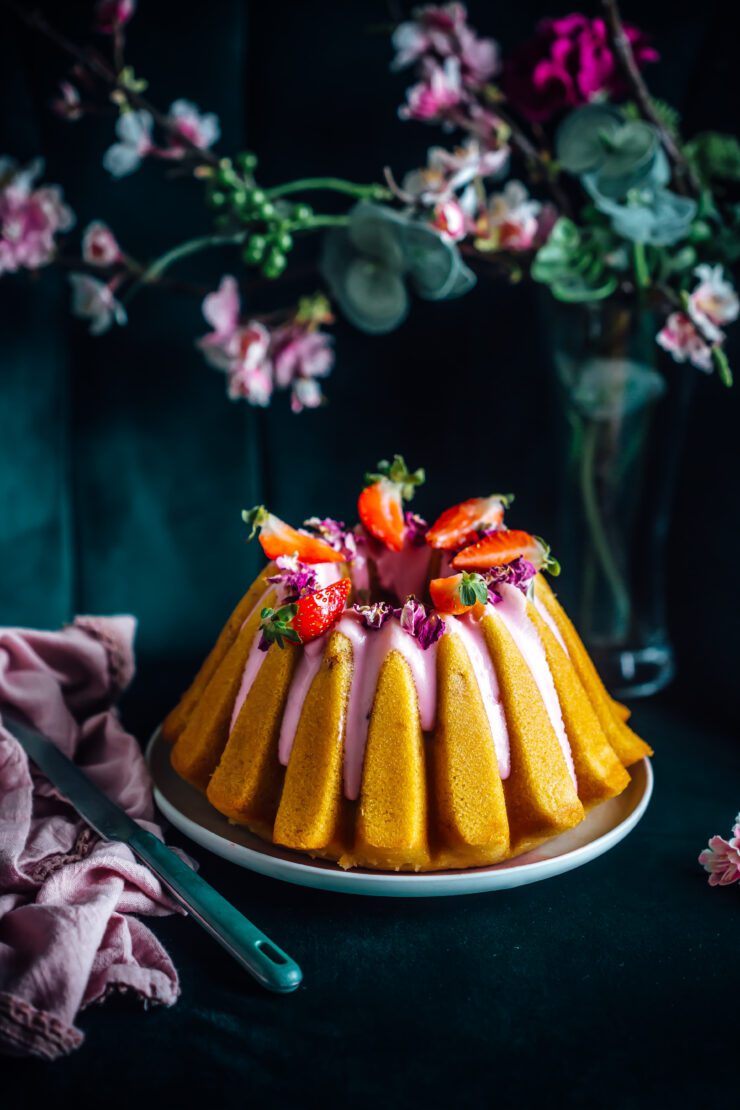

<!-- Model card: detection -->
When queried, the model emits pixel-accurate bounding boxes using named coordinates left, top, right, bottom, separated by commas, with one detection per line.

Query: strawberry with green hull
left=243, top=505, right=345, bottom=564
left=259, top=577, right=351, bottom=649
left=426, top=494, right=514, bottom=550
left=430, top=571, right=489, bottom=616
left=358, top=455, right=425, bottom=552
left=452, top=529, right=561, bottom=575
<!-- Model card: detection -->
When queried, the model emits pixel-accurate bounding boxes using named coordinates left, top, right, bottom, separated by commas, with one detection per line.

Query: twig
left=4, top=1, right=220, bottom=167
left=599, top=0, right=700, bottom=196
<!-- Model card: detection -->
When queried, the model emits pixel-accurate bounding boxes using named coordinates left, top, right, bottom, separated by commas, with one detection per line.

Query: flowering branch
left=4, top=0, right=219, bottom=167
left=599, top=0, right=700, bottom=195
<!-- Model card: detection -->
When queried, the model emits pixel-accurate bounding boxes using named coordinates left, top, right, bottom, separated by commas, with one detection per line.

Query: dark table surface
left=5, top=692, right=739, bottom=1109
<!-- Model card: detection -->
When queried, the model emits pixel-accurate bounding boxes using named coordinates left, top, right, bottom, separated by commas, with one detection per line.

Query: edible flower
left=399, top=595, right=446, bottom=649
left=353, top=601, right=397, bottom=630
left=266, top=555, right=319, bottom=601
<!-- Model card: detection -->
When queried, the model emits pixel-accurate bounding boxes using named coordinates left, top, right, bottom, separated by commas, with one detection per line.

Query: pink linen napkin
left=0, top=616, right=185, bottom=1061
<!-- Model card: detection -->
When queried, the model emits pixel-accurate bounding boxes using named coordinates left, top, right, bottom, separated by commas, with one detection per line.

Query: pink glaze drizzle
left=447, top=611, right=510, bottom=779
left=494, top=584, right=576, bottom=787
left=533, top=594, right=568, bottom=654
left=277, top=636, right=326, bottom=764
left=335, top=612, right=439, bottom=801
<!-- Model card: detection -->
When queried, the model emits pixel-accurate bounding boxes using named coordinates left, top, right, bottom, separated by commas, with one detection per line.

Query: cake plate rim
left=147, top=728, right=653, bottom=898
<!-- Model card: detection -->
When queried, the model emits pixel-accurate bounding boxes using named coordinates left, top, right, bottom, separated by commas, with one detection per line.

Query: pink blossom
left=688, top=264, right=739, bottom=343
left=699, top=832, right=740, bottom=887
left=51, top=81, right=83, bottom=122
left=94, top=0, right=137, bottom=34
left=0, top=157, right=75, bottom=275
left=163, top=100, right=220, bottom=158
left=399, top=58, right=464, bottom=123
left=429, top=138, right=509, bottom=189
left=225, top=324, right=274, bottom=406
left=103, top=110, right=153, bottom=177
left=82, top=220, right=122, bottom=266
left=431, top=197, right=468, bottom=241
left=392, top=4, right=499, bottom=87
left=199, top=274, right=241, bottom=358
left=291, top=377, right=324, bottom=414
left=503, top=13, right=658, bottom=122
left=272, top=325, right=334, bottom=389
left=656, top=312, right=714, bottom=373
left=476, top=180, right=542, bottom=252
left=68, top=273, right=127, bottom=335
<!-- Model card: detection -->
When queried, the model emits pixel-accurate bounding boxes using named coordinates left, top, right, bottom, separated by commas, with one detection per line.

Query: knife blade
left=4, top=712, right=302, bottom=994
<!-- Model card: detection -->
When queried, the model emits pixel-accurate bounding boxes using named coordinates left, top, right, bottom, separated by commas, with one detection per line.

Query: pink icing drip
left=336, top=612, right=439, bottom=801
left=448, top=612, right=510, bottom=779
left=230, top=632, right=270, bottom=731
left=277, top=637, right=326, bottom=765
left=533, top=595, right=568, bottom=654
left=494, top=584, right=576, bottom=787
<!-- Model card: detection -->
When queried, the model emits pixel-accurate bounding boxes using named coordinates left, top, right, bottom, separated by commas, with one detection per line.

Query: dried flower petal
left=353, top=601, right=398, bottom=630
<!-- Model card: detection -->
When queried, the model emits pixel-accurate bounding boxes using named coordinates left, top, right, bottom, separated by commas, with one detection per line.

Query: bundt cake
left=163, top=456, right=651, bottom=872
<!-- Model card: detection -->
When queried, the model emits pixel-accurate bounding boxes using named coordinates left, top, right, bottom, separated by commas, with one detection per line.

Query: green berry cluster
left=205, top=153, right=315, bottom=280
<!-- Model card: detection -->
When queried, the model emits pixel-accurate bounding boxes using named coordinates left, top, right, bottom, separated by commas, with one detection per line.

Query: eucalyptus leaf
left=556, top=104, right=623, bottom=174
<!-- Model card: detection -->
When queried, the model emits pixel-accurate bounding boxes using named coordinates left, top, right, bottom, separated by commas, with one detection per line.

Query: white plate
left=147, top=729, right=653, bottom=898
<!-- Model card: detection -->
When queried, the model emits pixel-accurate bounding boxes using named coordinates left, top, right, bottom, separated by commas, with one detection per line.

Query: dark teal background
left=2, top=4, right=740, bottom=1106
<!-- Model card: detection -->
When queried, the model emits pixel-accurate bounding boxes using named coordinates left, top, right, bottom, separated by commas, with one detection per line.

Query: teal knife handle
left=130, top=829, right=302, bottom=994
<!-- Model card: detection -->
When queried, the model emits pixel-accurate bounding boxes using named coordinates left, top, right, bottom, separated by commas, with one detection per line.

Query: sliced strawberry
left=242, top=506, right=344, bottom=564
left=358, top=479, right=405, bottom=551
left=452, top=529, right=560, bottom=574
left=292, top=577, right=351, bottom=642
left=427, top=494, right=512, bottom=550
left=358, top=455, right=425, bottom=552
left=430, top=572, right=488, bottom=616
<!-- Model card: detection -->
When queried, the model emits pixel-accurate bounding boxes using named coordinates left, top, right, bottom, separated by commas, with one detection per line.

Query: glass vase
left=548, top=299, right=693, bottom=698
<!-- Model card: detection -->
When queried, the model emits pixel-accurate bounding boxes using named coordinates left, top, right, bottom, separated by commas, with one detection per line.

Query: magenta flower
left=699, top=819, right=740, bottom=887
left=94, top=0, right=137, bottom=34
left=68, top=273, right=127, bottom=335
left=656, top=312, right=714, bottom=373
left=503, top=13, right=658, bottom=123
left=0, top=157, right=75, bottom=275
left=82, top=220, right=122, bottom=266
left=103, top=110, right=153, bottom=178
left=163, top=100, right=221, bottom=158
left=400, top=58, right=465, bottom=124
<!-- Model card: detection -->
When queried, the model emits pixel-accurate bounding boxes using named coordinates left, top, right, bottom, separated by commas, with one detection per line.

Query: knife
left=4, top=713, right=303, bottom=995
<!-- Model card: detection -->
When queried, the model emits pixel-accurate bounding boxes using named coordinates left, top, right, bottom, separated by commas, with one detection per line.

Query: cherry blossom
left=103, top=110, right=154, bottom=178
left=68, top=274, right=127, bottom=335
left=656, top=312, right=714, bottom=372
left=162, top=100, right=221, bottom=158
left=82, top=220, right=122, bottom=266
left=51, top=81, right=83, bottom=122
left=224, top=324, right=274, bottom=405
left=399, top=58, right=464, bottom=124
left=272, top=325, right=334, bottom=389
left=392, top=4, right=499, bottom=88
left=699, top=817, right=740, bottom=887
left=476, top=180, right=543, bottom=252
left=0, top=157, right=75, bottom=275
left=687, top=264, right=739, bottom=343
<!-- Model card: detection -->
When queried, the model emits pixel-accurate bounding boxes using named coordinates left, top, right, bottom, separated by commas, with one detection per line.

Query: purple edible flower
left=304, top=516, right=357, bottom=561
left=399, top=595, right=446, bottom=649
left=267, top=554, right=318, bottom=601
left=404, top=511, right=430, bottom=547
left=483, top=556, right=536, bottom=603
left=353, top=601, right=397, bottom=630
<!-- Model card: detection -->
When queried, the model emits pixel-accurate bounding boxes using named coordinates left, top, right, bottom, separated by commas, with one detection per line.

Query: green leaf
left=242, top=505, right=269, bottom=540
left=711, top=345, right=733, bottom=387
left=365, top=455, right=425, bottom=500
left=556, top=105, right=624, bottom=174
left=458, top=572, right=489, bottom=607
left=684, top=132, right=740, bottom=184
